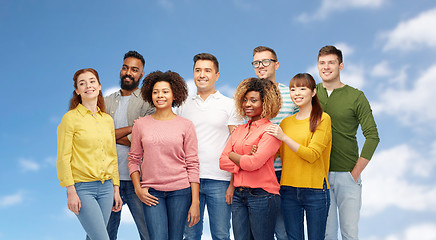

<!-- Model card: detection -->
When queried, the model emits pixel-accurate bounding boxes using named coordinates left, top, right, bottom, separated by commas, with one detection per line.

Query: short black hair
left=124, top=51, right=145, bottom=67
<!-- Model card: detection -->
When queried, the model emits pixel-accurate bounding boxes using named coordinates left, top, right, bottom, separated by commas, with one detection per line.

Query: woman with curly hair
left=57, top=68, right=122, bottom=240
left=219, top=77, right=282, bottom=240
left=128, top=70, right=200, bottom=240
left=265, top=73, right=332, bottom=240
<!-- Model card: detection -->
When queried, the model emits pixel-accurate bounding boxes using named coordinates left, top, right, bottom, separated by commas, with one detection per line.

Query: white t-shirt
left=177, top=91, right=241, bottom=181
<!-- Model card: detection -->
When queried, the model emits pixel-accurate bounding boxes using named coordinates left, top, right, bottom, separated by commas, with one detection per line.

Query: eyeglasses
left=251, top=59, right=277, bottom=68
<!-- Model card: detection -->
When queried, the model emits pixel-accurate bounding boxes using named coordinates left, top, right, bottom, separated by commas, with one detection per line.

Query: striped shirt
left=270, top=83, right=299, bottom=170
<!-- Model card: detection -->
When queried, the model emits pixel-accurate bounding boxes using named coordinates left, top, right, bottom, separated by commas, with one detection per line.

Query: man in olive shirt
left=316, top=45, right=380, bottom=240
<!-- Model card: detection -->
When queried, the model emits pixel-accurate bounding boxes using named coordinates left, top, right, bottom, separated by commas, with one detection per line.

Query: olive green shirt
left=316, top=83, right=380, bottom=172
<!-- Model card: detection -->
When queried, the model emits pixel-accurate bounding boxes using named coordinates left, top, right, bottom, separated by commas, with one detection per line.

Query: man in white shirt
left=178, top=53, right=241, bottom=240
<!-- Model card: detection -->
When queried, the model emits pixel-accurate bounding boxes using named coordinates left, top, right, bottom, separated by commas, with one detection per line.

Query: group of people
left=57, top=45, right=380, bottom=240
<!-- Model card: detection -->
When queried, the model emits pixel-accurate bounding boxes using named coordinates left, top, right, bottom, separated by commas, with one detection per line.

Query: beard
left=120, top=75, right=140, bottom=91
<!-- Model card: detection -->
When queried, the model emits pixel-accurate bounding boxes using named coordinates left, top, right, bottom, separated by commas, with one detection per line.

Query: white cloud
left=371, top=64, right=436, bottom=130
left=371, top=61, right=392, bottom=78
left=19, top=158, right=40, bottom=172
left=364, top=223, right=436, bottom=240
left=218, top=84, right=237, bottom=98
left=381, top=8, right=436, bottom=51
left=0, top=192, right=24, bottom=208
left=120, top=205, right=135, bottom=224
left=103, top=86, right=120, bottom=97
left=297, top=0, right=385, bottom=22
left=158, top=0, right=175, bottom=10
left=186, top=79, right=197, bottom=97
left=362, top=143, right=436, bottom=216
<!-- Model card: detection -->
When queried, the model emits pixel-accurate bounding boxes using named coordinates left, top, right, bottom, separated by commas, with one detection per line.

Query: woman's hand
left=135, top=187, right=159, bottom=206
left=225, top=184, right=235, bottom=205
left=112, top=185, right=123, bottom=212
left=67, top=185, right=81, bottom=215
left=187, top=202, right=200, bottom=227
left=265, top=125, right=285, bottom=141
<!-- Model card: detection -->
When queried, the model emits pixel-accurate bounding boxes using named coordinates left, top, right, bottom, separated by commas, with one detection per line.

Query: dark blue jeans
left=280, top=181, right=330, bottom=240
left=231, top=187, right=280, bottom=240
left=144, top=187, right=192, bottom=240
left=183, top=179, right=231, bottom=240
left=107, top=180, right=149, bottom=240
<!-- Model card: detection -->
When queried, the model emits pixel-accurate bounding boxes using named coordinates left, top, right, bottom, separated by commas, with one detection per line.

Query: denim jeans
left=107, top=180, right=149, bottom=240
left=280, top=181, right=330, bottom=240
left=325, top=172, right=362, bottom=240
left=231, top=187, right=280, bottom=240
left=274, top=170, right=287, bottom=240
left=74, top=180, right=114, bottom=240
left=183, top=179, right=231, bottom=240
left=144, top=187, right=192, bottom=240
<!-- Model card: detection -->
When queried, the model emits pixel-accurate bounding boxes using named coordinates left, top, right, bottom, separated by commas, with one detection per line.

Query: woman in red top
left=220, top=77, right=282, bottom=240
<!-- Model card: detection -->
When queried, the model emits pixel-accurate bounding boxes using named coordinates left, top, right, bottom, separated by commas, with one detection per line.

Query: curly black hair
left=141, top=70, right=188, bottom=107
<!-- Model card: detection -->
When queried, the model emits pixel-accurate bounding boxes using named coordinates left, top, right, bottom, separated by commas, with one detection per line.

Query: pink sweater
left=128, top=115, right=199, bottom=191
left=219, top=118, right=281, bottom=194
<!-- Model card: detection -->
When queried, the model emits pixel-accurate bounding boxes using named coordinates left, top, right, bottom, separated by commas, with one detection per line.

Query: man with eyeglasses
left=252, top=46, right=298, bottom=240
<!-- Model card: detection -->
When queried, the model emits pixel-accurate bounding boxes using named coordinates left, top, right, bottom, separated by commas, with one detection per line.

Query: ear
left=339, top=62, right=344, bottom=71
left=140, top=71, right=144, bottom=80
left=312, top=88, right=317, bottom=98
left=275, top=61, right=280, bottom=71
left=215, top=71, right=220, bottom=82
left=75, top=89, right=80, bottom=95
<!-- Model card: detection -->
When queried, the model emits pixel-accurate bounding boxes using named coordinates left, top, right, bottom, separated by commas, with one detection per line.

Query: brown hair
left=290, top=73, right=323, bottom=132
left=234, top=78, right=281, bottom=120
left=193, top=53, right=219, bottom=72
left=318, top=45, right=343, bottom=64
left=141, top=70, right=188, bottom=107
left=253, top=46, right=278, bottom=60
left=69, top=68, right=106, bottom=112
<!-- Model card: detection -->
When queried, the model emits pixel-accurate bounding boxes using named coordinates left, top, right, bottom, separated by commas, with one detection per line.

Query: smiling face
left=253, top=51, right=279, bottom=82
left=317, top=54, right=344, bottom=83
left=75, top=71, right=101, bottom=101
left=120, top=57, right=144, bottom=91
left=152, top=81, right=174, bottom=109
left=290, top=85, right=316, bottom=109
left=193, top=60, right=219, bottom=96
left=243, top=91, right=263, bottom=121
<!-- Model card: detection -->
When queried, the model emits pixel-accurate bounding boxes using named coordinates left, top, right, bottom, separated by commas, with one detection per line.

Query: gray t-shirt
left=114, top=95, right=131, bottom=180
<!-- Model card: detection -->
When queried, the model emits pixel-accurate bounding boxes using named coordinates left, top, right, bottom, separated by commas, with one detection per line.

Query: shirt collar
left=245, top=118, right=270, bottom=128
left=76, top=103, right=103, bottom=116
left=191, top=90, right=223, bottom=100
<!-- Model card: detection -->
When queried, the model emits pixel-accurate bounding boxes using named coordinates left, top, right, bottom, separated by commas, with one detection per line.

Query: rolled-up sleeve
left=239, top=133, right=281, bottom=171
left=219, top=133, right=240, bottom=173
left=56, top=114, right=75, bottom=187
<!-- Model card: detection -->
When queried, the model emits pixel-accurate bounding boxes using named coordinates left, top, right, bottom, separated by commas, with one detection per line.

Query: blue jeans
left=280, top=181, right=330, bottom=240
left=107, top=180, right=149, bottom=240
left=144, top=187, right=192, bottom=240
left=74, top=180, right=114, bottom=240
left=275, top=170, right=287, bottom=240
left=325, top=172, right=362, bottom=240
left=231, top=187, right=280, bottom=240
left=183, top=179, right=231, bottom=240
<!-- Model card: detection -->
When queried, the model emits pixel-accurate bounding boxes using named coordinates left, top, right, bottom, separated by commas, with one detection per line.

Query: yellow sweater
left=280, top=112, right=332, bottom=189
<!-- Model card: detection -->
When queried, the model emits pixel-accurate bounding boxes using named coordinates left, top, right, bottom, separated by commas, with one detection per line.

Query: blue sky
left=1, top=0, right=436, bottom=239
